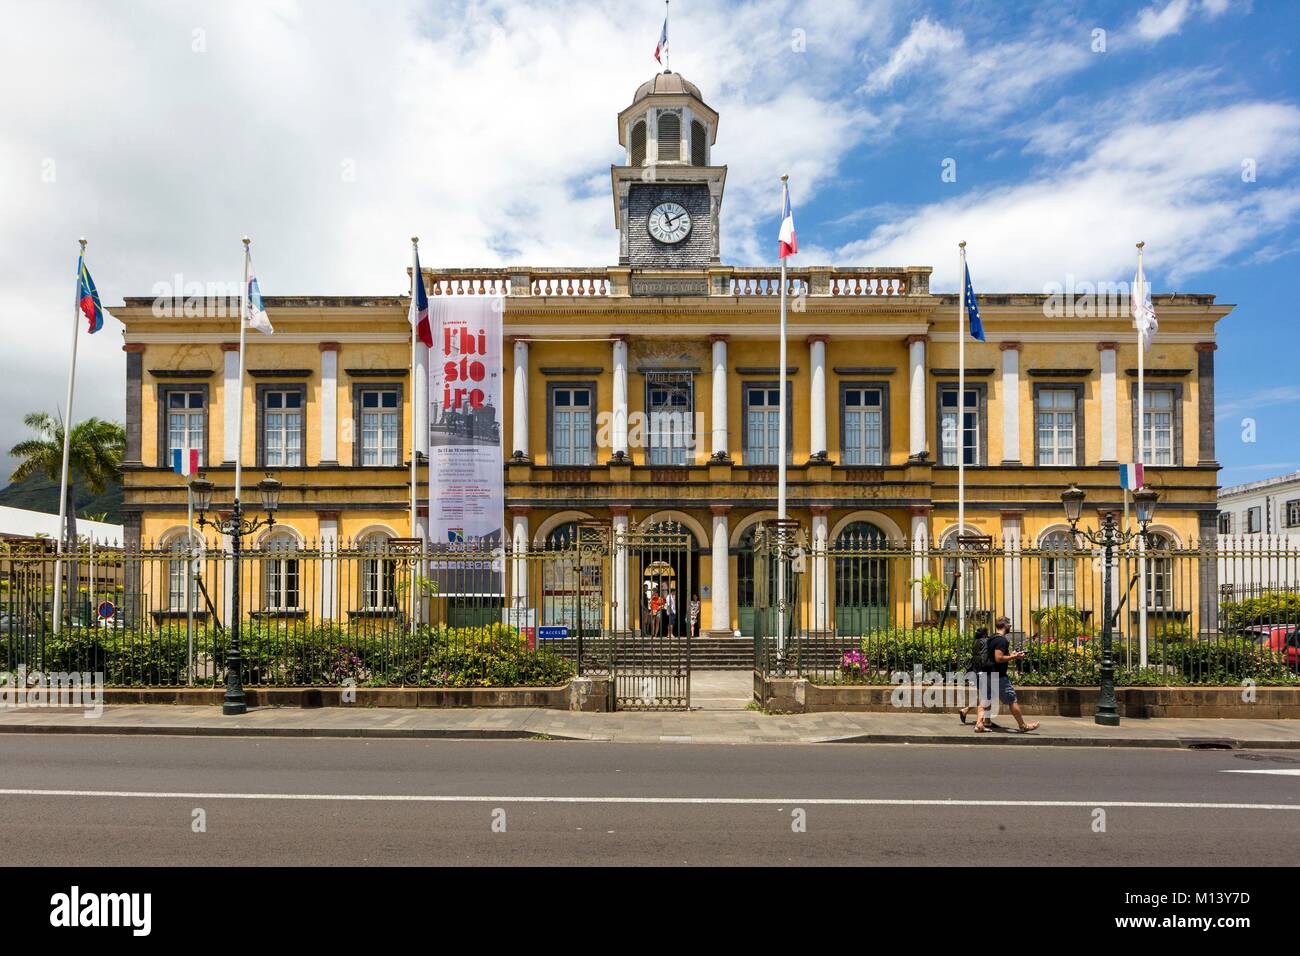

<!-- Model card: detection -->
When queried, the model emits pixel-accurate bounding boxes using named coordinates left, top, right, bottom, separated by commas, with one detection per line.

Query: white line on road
left=0, top=788, right=1298, bottom=811
left=1220, top=769, right=1300, bottom=776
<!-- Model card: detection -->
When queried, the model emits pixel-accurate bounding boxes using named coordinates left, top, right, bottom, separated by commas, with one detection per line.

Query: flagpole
left=664, top=0, right=670, bottom=72
left=409, top=237, right=420, bottom=637
left=1136, top=240, right=1148, bottom=667
left=186, top=477, right=195, bottom=687
left=236, top=239, right=250, bottom=510
left=957, top=240, right=967, bottom=637
left=52, top=238, right=87, bottom=634
left=777, top=175, right=789, bottom=656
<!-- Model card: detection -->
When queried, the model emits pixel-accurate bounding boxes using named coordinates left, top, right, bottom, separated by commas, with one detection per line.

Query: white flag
left=245, top=257, right=274, bottom=335
left=1131, top=260, right=1157, bottom=350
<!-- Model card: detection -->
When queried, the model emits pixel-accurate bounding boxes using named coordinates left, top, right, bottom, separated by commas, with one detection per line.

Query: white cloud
left=863, top=17, right=962, bottom=93
left=1136, top=0, right=1193, bottom=41
left=837, top=102, right=1300, bottom=291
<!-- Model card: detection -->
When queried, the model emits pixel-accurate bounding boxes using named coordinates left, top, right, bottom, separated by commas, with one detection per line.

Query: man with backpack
left=958, top=626, right=997, bottom=729
left=961, top=616, right=1039, bottom=733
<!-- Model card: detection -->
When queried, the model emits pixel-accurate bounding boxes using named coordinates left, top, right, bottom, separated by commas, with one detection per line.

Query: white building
left=0, top=505, right=123, bottom=546
left=1217, top=471, right=1300, bottom=601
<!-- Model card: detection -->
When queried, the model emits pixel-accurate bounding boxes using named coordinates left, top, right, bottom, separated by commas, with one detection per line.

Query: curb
left=0, top=720, right=1296, bottom=749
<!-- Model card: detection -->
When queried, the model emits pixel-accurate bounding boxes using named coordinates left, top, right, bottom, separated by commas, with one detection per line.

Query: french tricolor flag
left=410, top=245, right=433, bottom=348
left=654, top=16, right=668, bottom=64
left=1119, top=462, right=1145, bottom=490
left=173, top=448, right=199, bottom=477
left=778, top=182, right=797, bottom=259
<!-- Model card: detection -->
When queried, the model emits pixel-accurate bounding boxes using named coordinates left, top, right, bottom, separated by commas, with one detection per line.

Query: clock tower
left=611, top=71, right=726, bottom=272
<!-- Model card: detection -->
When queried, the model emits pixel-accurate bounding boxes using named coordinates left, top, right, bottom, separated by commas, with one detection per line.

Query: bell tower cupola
left=612, top=71, right=726, bottom=269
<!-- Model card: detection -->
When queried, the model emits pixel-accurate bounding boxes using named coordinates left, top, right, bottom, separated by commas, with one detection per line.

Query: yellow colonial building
left=116, top=71, right=1231, bottom=638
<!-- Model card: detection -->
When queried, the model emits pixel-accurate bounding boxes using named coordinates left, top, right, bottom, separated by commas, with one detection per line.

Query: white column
left=1000, top=343, right=1020, bottom=463
left=908, top=335, right=927, bottom=459
left=1001, top=513, right=1022, bottom=634
left=612, top=336, right=629, bottom=459
left=222, top=345, right=240, bottom=463
left=809, top=336, right=828, bottom=459
left=910, top=509, right=930, bottom=622
left=319, top=516, right=339, bottom=620
left=510, top=509, right=529, bottom=625
left=612, top=508, right=630, bottom=632
left=710, top=506, right=730, bottom=633
left=710, top=335, right=729, bottom=459
left=511, top=339, right=529, bottom=459
left=1098, top=342, right=1117, bottom=462
left=811, top=507, right=829, bottom=631
left=320, top=345, right=338, bottom=462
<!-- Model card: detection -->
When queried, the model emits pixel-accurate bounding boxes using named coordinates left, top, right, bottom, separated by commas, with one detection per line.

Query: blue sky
left=0, top=0, right=1296, bottom=486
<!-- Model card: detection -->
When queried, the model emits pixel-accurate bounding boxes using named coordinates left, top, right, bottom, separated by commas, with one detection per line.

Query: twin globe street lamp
left=189, top=474, right=282, bottom=715
left=1059, top=483, right=1158, bottom=726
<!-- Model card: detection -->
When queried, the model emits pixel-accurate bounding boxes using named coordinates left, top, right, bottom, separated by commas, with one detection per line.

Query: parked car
left=1240, top=624, right=1300, bottom=671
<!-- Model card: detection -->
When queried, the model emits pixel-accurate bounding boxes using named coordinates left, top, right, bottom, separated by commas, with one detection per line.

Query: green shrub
left=1220, top=591, right=1300, bottom=631
left=860, top=626, right=967, bottom=673
left=1031, top=605, right=1091, bottom=641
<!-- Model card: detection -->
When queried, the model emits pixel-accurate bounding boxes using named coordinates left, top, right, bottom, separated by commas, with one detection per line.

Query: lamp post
left=191, top=474, right=281, bottom=715
left=1060, top=483, right=1158, bottom=726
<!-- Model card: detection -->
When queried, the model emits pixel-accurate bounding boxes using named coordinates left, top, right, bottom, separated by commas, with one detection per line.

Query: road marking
left=1221, top=769, right=1300, bottom=776
left=0, top=788, right=1297, bottom=811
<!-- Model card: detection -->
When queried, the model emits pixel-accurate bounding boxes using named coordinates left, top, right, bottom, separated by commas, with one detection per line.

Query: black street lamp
left=193, top=474, right=281, bottom=715
left=1060, top=483, right=1158, bottom=726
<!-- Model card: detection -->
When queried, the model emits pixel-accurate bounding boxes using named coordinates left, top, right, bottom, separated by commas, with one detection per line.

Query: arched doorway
left=542, top=521, right=604, bottom=633
left=637, top=521, right=697, bottom=637
left=833, top=521, right=890, bottom=635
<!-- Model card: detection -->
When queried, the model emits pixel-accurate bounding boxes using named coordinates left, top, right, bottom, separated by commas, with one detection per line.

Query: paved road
left=1, top=734, right=1298, bottom=865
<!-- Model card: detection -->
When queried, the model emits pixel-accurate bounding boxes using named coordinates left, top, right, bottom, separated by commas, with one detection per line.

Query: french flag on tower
left=778, top=182, right=797, bottom=259
left=654, top=15, right=668, bottom=64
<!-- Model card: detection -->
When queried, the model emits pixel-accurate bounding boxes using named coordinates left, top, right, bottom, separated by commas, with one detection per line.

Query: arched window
left=690, top=120, right=707, bottom=166
left=262, top=531, right=301, bottom=611
left=1144, top=533, right=1175, bottom=610
left=1038, top=531, right=1076, bottom=609
left=833, top=522, right=890, bottom=633
left=630, top=119, right=647, bottom=167
left=657, top=111, right=680, bottom=161
left=360, top=533, right=396, bottom=610
left=163, top=530, right=202, bottom=611
left=940, top=531, right=981, bottom=623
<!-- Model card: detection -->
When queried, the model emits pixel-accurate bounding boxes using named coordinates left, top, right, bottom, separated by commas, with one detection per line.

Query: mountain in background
left=0, top=473, right=123, bottom=523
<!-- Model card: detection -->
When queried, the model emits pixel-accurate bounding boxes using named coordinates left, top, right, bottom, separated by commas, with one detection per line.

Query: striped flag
left=778, top=183, right=797, bottom=259
left=410, top=246, right=433, bottom=347
left=1119, top=462, right=1145, bottom=490
left=173, top=448, right=199, bottom=477
left=654, top=15, right=668, bottom=64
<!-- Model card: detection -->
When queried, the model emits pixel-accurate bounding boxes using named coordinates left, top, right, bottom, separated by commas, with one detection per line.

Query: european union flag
left=963, top=263, right=985, bottom=342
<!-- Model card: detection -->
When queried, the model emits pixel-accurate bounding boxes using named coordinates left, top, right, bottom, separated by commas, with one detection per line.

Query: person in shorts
left=979, top=616, right=1038, bottom=733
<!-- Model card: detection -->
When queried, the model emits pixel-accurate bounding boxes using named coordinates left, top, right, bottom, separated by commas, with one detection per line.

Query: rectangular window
left=646, top=373, right=693, bottom=466
left=940, top=386, right=980, bottom=466
left=745, top=386, right=781, bottom=465
left=1287, top=500, right=1300, bottom=528
left=263, top=389, right=303, bottom=467
left=1141, top=387, right=1175, bottom=465
left=167, top=390, right=205, bottom=461
left=1036, top=388, right=1076, bottom=466
left=842, top=387, right=884, bottom=466
left=1218, top=511, right=1233, bottom=535
left=359, top=389, right=400, bottom=466
left=1246, top=506, right=1262, bottom=534
left=550, top=386, right=593, bottom=466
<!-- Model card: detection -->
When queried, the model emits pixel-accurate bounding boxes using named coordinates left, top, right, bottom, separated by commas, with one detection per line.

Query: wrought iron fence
left=753, top=532, right=1300, bottom=686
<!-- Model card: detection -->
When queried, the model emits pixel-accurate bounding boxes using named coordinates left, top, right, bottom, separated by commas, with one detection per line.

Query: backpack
left=970, top=633, right=992, bottom=672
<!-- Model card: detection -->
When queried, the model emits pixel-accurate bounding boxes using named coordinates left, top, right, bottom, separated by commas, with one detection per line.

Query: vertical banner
left=428, top=297, right=505, bottom=595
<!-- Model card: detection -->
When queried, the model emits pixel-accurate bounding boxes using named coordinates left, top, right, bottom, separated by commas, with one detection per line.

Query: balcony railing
left=418, top=266, right=930, bottom=298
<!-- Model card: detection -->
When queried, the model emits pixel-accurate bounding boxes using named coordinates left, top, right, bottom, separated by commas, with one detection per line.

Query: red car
left=1240, top=624, right=1300, bottom=671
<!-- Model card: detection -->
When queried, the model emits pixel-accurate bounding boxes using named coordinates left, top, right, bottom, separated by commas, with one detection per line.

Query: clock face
left=647, top=202, right=691, bottom=244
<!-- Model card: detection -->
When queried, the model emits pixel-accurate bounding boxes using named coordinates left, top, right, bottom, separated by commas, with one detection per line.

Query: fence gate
left=612, top=526, right=693, bottom=710
left=751, top=519, right=805, bottom=675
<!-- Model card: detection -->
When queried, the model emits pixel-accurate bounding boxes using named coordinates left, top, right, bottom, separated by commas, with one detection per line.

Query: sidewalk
left=1, top=704, right=1298, bottom=748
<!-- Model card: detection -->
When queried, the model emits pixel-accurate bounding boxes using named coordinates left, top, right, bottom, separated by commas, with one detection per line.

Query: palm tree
left=9, top=412, right=125, bottom=547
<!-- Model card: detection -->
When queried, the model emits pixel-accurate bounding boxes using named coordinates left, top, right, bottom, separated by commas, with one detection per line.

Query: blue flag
left=963, top=263, right=985, bottom=341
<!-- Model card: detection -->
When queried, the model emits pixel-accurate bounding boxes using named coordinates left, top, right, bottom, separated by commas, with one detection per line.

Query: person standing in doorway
left=689, top=593, right=701, bottom=637
left=664, top=587, right=676, bottom=638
